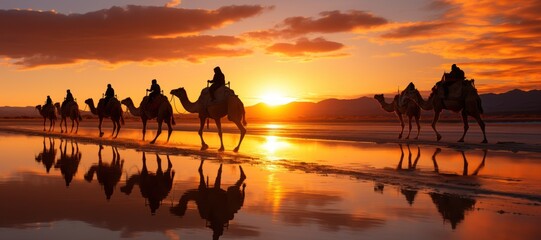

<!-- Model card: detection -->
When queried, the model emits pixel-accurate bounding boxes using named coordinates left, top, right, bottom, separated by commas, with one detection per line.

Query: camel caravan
left=36, top=66, right=248, bottom=152
left=375, top=64, right=487, bottom=143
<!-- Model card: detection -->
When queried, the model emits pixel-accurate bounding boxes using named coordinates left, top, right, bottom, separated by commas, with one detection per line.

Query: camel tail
left=478, top=96, right=484, bottom=114
left=206, top=118, right=210, bottom=130
left=242, top=107, right=247, bottom=126
left=172, top=116, right=176, bottom=126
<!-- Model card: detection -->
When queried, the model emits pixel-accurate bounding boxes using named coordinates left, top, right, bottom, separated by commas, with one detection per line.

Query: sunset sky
left=1, top=0, right=539, bottom=107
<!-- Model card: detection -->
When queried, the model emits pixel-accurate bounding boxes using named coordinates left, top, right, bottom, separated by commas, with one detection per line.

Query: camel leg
left=43, top=117, right=46, bottom=131
left=150, top=120, right=162, bottom=144
left=397, top=144, right=404, bottom=170
left=49, top=118, right=54, bottom=132
left=70, top=118, right=75, bottom=133
left=398, top=113, right=404, bottom=139
left=59, top=118, right=64, bottom=133
left=198, top=159, right=206, bottom=189
left=75, top=117, right=79, bottom=134
left=141, top=152, right=148, bottom=175
left=412, top=146, right=420, bottom=169
left=198, top=117, right=208, bottom=151
left=215, top=118, right=224, bottom=152
left=111, top=119, right=116, bottom=137
left=472, top=149, right=487, bottom=176
left=235, top=165, right=246, bottom=187
left=142, top=118, right=147, bottom=141
left=166, top=118, right=173, bottom=143
left=473, top=114, right=488, bottom=143
left=458, top=110, right=469, bottom=142
left=414, top=115, right=420, bottom=140
left=63, top=117, right=67, bottom=133
left=233, top=120, right=246, bottom=152
left=461, top=151, right=469, bottom=176
left=432, top=148, right=441, bottom=173
left=406, top=116, right=412, bottom=139
left=156, top=154, right=163, bottom=174
left=432, top=110, right=442, bottom=141
left=407, top=144, right=412, bottom=169
left=114, top=119, right=121, bottom=139
left=98, top=117, right=104, bottom=137
left=214, top=164, right=223, bottom=189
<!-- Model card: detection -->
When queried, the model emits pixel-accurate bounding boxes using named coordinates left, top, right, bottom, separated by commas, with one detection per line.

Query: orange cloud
left=0, top=5, right=267, bottom=67
left=379, top=0, right=541, bottom=91
left=247, top=10, right=388, bottom=39
left=266, top=37, right=344, bottom=57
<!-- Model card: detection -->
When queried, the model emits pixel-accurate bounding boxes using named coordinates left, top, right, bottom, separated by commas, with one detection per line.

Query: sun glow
left=260, top=92, right=295, bottom=106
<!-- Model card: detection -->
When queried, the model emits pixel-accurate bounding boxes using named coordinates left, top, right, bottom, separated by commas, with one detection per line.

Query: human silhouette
left=65, top=89, right=74, bottom=103
left=208, top=66, right=226, bottom=101
left=35, top=137, right=57, bottom=173
left=104, top=84, right=115, bottom=105
left=84, top=145, right=124, bottom=200
left=443, top=64, right=466, bottom=98
left=429, top=192, right=476, bottom=229
left=45, top=95, right=53, bottom=106
left=55, top=139, right=82, bottom=187
left=170, top=160, right=246, bottom=240
left=120, top=152, right=175, bottom=215
left=146, top=79, right=161, bottom=102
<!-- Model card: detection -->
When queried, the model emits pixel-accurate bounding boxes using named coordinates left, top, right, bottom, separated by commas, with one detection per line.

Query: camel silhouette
left=430, top=192, right=476, bottom=229
left=374, top=92, right=421, bottom=140
left=431, top=148, right=487, bottom=176
left=35, top=137, right=57, bottom=173
left=404, top=78, right=487, bottom=143
left=121, top=96, right=176, bottom=144
left=120, top=152, right=175, bottom=215
left=55, top=139, right=82, bottom=187
left=84, top=145, right=124, bottom=200
left=170, top=87, right=247, bottom=152
left=35, top=104, right=57, bottom=132
left=170, top=160, right=246, bottom=240
left=54, top=102, right=82, bottom=134
left=84, top=98, right=124, bottom=138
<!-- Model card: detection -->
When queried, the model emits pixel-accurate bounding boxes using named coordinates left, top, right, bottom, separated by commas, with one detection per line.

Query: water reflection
left=34, top=137, right=57, bottom=173
left=84, top=145, right=124, bottom=200
left=170, top=160, right=246, bottom=240
left=120, top=152, right=175, bottom=215
left=429, top=192, right=476, bottom=229
left=431, top=148, right=487, bottom=176
left=397, top=144, right=420, bottom=170
left=55, top=139, right=82, bottom=187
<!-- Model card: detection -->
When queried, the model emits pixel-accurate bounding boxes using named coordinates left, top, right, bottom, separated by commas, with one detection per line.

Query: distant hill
left=1, top=89, right=540, bottom=120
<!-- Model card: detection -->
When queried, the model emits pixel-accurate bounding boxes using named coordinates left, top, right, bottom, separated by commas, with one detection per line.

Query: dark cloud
left=0, top=5, right=267, bottom=67
left=266, top=37, right=344, bottom=57
left=247, top=10, right=388, bottom=39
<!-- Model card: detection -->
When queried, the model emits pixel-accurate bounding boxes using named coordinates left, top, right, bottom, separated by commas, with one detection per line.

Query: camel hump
left=142, top=94, right=168, bottom=113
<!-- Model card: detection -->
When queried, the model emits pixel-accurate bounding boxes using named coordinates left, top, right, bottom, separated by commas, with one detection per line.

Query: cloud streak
left=0, top=5, right=267, bottom=67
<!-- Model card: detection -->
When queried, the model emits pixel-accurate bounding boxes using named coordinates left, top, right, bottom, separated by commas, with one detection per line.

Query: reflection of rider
left=146, top=79, right=161, bottom=102
left=170, top=160, right=246, bottom=240
left=207, top=66, right=225, bottom=102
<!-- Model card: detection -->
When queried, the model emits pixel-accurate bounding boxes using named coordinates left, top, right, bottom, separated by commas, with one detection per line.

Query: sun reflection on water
left=261, top=135, right=290, bottom=161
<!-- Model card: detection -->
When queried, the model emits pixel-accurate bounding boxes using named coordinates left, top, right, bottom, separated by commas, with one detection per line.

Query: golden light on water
left=261, top=135, right=290, bottom=161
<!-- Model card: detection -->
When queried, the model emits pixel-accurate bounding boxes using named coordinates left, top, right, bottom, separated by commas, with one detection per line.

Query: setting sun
left=260, top=92, right=295, bottom=106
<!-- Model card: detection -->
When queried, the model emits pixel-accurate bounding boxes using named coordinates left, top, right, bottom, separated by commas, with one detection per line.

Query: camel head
left=169, top=87, right=186, bottom=98
left=120, top=97, right=133, bottom=106
left=35, top=105, right=42, bottom=111
left=54, top=102, right=61, bottom=109
left=84, top=98, right=94, bottom=106
left=373, top=94, right=384, bottom=102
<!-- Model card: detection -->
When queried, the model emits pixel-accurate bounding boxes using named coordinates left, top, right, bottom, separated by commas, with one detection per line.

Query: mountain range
left=1, top=89, right=540, bottom=120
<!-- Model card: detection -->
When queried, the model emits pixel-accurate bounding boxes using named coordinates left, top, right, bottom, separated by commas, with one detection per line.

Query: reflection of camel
left=35, top=137, right=57, bottom=173
left=84, top=98, right=124, bottom=138
left=374, top=94, right=420, bottom=139
left=55, top=139, right=82, bottom=187
left=54, top=102, right=82, bottom=133
left=403, top=80, right=487, bottom=143
left=401, top=189, right=418, bottom=206
left=431, top=148, right=487, bottom=176
left=170, top=160, right=246, bottom=240
left=120, top=152, right=175, bottom=215
left=396, top=144, right=420, bottom=170
left=121, top=96, right=175, bottom=144
left=84, top=145, right=124, bottom=200
left=35, top=104, right=57, bottom=131
left=170, top=87, right=247, bottom=152
left=430, top=192, right=476, bottom=229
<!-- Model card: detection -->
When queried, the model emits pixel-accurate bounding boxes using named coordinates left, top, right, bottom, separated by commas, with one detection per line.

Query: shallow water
left=1, top=130, right=540, bottom=239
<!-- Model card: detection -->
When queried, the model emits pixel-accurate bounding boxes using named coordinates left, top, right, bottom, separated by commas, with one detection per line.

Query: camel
left=170, top=159, right=246, bottom=240
left=54, top=102, right=82, bottom=134
left=120, top=152, right=175, bottom=215
left=403, top=79, right=487, bottom=143
left=170, top=87, right=247, bottom=152
left=120, top=96, right=175, bottom=144
left=35, top=104, right=57, bottom=132
left=55, top=139, right=82, bottom=187
left=35, top=137, right=57, bottom=173
left=374, top=93, right=421, bottom=139
left=85, top=145, right=124, bottom=200
left=84, top=98, right=124, bottom=138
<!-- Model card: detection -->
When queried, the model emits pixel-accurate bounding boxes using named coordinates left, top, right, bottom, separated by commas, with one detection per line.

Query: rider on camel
left=207, top=66, right=225, bottom=102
